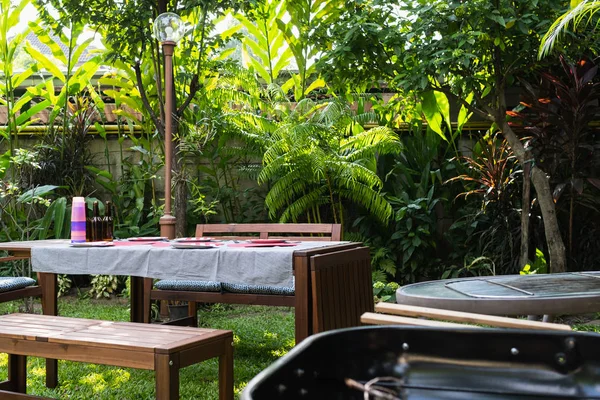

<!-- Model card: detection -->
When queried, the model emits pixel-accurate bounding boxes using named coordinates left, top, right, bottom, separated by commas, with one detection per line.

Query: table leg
left=130, top=276, right=145, bottom=323
left=143, top=278, right=153, bottom=323
left=293, top=255, right=311, bottom=344
left=8, top=354, right=27, bottom=393
left=38, top=273, right=57, bottom=317
left=38, top=272, right=58, bottom=389
left=155, top=353, right=179, bottom=400
left=219, top=337, right=234, bottom=400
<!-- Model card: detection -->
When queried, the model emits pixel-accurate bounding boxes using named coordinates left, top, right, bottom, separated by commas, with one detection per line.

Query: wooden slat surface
left=361, top=312, right=482, bottom=329
left=311, top=247, right=374, bottom=333
left=195, top=223, right=342, bottom=241
left=0, top=314, right=231, bottom=353
left=375, top=303, right=572, bottom=331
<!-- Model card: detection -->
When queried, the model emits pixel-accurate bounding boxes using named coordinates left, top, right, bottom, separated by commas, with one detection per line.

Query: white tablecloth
left=31, top=241, right=348, bottom=287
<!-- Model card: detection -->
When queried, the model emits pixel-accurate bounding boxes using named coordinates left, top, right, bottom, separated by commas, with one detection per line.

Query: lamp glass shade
left=153, top=12, right=185, bottom=43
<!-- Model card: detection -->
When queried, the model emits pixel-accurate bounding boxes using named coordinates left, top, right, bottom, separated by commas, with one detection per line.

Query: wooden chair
left=0, top=256, right=43, bottom=305
left=143, top=223, right=343, bottom=328
left=0, top=255, right=59, bottom=389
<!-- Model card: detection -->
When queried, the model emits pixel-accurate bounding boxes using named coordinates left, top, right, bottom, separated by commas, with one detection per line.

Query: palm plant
left=232, top=97, right=400, bottom=229
left=540, top=0, right=600, bottom=57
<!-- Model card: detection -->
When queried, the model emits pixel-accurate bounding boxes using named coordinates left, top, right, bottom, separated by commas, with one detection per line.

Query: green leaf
left=16, top=99, right=51, bottom=125
left=28, top=21, right=67, bottom=65
left=489, top=14, right=506, bottom=27
left=433, top=91, right=451, bottom=134
left=421, top=91, right=447, bottom=141
left=25, top=44, right=66, bottom=82
left=53, top=197, right=67, bottom=238
left=304, top=78, right=325, bottom=96
left=18, top=185, right=59, bottom=202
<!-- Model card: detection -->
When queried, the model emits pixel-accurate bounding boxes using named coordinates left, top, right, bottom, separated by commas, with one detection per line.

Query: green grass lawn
left=0, top=297, right=295, bottom=399
left=2, top=297, right=600, bottom=399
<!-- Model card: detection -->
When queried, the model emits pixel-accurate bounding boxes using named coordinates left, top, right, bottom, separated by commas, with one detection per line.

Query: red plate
left=173, top=237, right=215, bottom=242
left=128, top=237, right=168, bottom=241
left=247, top=239, right=288, bottom=244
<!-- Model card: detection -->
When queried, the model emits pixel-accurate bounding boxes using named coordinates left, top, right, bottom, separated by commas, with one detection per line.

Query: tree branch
left=177, top=74, right=199, bottom=115
left=134, top=61, right=163, bottom=134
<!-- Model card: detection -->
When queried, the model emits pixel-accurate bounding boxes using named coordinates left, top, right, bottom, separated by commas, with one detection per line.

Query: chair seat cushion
left=155, top=280, right=222, bottom=292
left=0, top=277, right=36, bottom=293
left=155, top=279, right=295, bottom=296
left=221, top=282, right=295, bottom=296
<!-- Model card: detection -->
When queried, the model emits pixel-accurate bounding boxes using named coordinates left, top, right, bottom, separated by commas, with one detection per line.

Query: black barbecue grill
left=242, top=326, right=600, bottom=399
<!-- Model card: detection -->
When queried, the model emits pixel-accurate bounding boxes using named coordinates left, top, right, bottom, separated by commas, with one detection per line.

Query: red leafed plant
left=510, top=55, right=600, bottom=265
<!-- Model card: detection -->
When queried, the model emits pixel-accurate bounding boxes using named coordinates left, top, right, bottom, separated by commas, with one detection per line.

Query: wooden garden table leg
left=155, top=353, right=179, bottom=400
left=130, top=276, right=145, bottom=323
left=8, top=354, right=27, bottom=393
left=219, top=339, right=234, bottom=400
left=293, top=254, right=311, bottom=344
left=38, top=272, right=58, bottom=389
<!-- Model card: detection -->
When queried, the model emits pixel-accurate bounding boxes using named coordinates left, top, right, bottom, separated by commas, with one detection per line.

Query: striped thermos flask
left=70, top=197, right=87, bottom=243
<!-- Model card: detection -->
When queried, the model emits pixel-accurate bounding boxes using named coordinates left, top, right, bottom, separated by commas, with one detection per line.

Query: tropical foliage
left=0, top=0, right=599, bottom=288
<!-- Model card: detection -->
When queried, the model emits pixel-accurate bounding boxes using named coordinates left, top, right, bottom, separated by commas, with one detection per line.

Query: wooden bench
left=143, top=223, right=374, bottom=342
left=362, top=303, right=572, bottom=331
left=0, top=313, right=233, bottom=399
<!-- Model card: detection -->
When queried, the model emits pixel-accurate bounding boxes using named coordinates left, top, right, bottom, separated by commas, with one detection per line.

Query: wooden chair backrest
left=195, top=223, right=342, bottom=241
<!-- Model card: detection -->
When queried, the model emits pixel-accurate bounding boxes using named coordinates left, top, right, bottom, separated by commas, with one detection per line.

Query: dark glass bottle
left=85, top=204, right=93, bottom=242
left=92, top=201, right=102, bottom=242
left=103, top=201, right=113, bottom=242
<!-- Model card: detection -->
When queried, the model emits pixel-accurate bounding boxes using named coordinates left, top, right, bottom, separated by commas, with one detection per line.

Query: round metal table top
left=396, top=272, right=600, bottom=316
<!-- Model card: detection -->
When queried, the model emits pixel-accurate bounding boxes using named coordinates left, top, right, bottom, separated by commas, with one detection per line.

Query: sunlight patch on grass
left=31, top=365, right=46, bottom=377
left=235, top=382, right=248, bottom=396
left=0, top=353, right=7, bottom=367
left=80, top=372, right=108, bottom=392
left=264, top=331, right=279, bottom=340
left=107, top=368, right=131, bottom=387
left=270, top=348, right=288, bottom=357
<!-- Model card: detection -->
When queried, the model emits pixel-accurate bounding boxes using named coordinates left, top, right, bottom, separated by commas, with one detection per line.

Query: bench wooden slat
left=375, top=303, right=572, bottom=331
left=361, top=312, right=482, bottom=328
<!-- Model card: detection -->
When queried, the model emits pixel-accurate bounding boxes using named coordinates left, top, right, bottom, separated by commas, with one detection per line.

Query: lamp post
left=153, top=12, right=185, bottom=239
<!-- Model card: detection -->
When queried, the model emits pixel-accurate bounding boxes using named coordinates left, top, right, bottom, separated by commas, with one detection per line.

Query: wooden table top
left=0, top=313, right=231, bottom=354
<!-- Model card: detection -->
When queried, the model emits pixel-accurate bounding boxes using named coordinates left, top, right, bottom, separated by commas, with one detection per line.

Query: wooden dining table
left=0, top=239, right=373, bottom=342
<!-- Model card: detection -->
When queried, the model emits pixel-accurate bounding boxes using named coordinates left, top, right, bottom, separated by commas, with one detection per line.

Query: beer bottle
left=92, top=201, right=102, bottom=242
left=103, top=201, right=114, bottom=241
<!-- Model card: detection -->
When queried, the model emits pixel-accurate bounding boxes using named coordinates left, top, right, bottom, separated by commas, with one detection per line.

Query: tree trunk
left=500, top=121, right=566, bottom=273
left=519, top=161, right=531, bottom=268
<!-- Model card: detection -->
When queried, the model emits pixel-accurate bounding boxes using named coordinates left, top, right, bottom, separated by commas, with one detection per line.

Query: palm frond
left=264, top=170, right=309, bottom=214
left=338, top=183, right=393, bottom=224
left=278, top=188, right=328, bottom=222
left=330, top=160, right=384, bottom=190
left=539, top=0, right=600, bottom=57
left=342, top=126, right=402, bottom=161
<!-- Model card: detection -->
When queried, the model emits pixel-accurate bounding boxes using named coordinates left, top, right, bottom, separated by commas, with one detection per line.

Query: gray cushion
left=0, top=277, right=36, bottom=293
left=155, top=280, right=222, bottom=292
left=221, top=282, right=295, bottom=296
